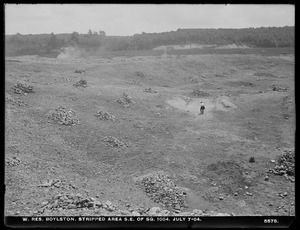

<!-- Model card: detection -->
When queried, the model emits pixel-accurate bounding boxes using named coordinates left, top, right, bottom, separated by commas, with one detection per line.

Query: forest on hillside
left=5, top=26, right=294, bottom=56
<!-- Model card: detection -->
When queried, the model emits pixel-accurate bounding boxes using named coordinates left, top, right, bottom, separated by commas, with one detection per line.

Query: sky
left=5, top=4, right=295, bottom=36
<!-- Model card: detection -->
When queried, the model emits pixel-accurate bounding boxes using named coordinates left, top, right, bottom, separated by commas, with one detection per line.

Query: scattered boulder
left=11, top=83, right=34, bottom=94
left=47, top=106, right=80, bottom=126
left=73, top=79, right=87, bottom=87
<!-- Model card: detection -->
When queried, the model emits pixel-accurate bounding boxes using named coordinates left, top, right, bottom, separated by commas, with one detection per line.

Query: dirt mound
left=102, top=136, right=127, bottom=148
left=268, top=149, right=294, bottom=181
left=47, top=106, right=80, bottom=126
left=136, top=172, right=187, bottom=211
left=11, top=83, right=34, bottom=94
left=205, top=161, right=249, bottom=193
left=94, top=110, right=115, bottom=121
left=115, top=93, right=134, bottom=108
left=73, top=79, right=87, bottom=87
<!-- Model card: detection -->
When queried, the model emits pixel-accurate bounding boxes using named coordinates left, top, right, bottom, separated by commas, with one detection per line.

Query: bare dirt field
left=5, top=50, right=295, bottom=217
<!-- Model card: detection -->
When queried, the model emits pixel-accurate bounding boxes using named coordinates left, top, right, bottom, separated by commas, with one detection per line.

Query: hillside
left=5, top=26, right=294, bottom=57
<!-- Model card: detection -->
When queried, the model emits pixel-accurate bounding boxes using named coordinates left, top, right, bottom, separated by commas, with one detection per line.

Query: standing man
left=200, top=101, right=205, bottom=115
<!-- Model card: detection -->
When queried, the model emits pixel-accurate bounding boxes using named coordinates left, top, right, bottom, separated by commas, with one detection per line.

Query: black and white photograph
left=4, top=3, right=295, bottom=228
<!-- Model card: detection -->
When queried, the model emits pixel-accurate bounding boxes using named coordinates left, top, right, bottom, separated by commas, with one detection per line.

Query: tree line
left=5, top=26, right=294, bottom=56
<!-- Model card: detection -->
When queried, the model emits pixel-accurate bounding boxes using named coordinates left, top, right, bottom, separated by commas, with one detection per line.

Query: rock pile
left=138, top=173, right=187, bottom=211
left=39, top=193, right=103, bottom=212
left=269, top=149, right=294, bottom=181
left=11, top=83, right=34, bottom=94
left=115, top=93, right=134, bottom=108
left=74, top=69, right=86, bottom=74
left=192, top=90, right=210, bottom=97
left=5, top=157, right=21, bottom=167
left=144, top=88, right=158, bottom=94
left=94, top=110, right=115, bottom=121
left=102, top=136, right=126, bottom=148
left=35, top=190, right=232, bottom=216
left=37, top=179, right=76, bottom=189
left=272, top=86, right=287, bottom=92
left=73, top=79, right=87, bottom=87
left=5, top=93, right=25, bottom=106
left=135, top=71, right=145, bottom=78
left=47, top=106, right=80, bottom=126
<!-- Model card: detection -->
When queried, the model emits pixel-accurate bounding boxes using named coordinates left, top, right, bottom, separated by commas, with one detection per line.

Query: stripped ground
left=5, top=52, right=295, bottom=216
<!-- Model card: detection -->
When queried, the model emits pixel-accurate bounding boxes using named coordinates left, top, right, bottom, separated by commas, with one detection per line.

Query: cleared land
left=5, top=49, right=295, bottom=216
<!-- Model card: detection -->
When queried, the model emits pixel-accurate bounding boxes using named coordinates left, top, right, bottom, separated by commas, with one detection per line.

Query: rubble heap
left=138, top=173, right=187, bottom=211
left=192, top=89, right=210, bottom=97
left=36, top=192, right=231, bottom=216
left=5, top=93, right=25, bottom=106
left=144, top=88, right=158, bottom=94
left=47, top=106, right=80, bottom=126
left=74, top=69, right=86, bottom=74
left=269, top=149, right=294, bottom=181
left=73, top=79, right=87, bottom=87
left=11, top=83, right=34, bottom=94
left=115, top=93, right=134, bottom=108
left=102, top=136, right=126, bottom=148
left=5, top=157, right=21, bottom=167
left=272, top=86, right=287, bottom=92
left=39, top=193, right=104, bottom=211
left=94, top=110, right=115, bottom=121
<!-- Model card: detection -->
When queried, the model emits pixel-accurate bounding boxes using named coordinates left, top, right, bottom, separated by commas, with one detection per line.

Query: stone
left=67, top=204, right=77, bottom=209
left=264, top=176, right=269, bottom=181
left=105, top=200, right=112, bottom=206
left=234, top=192, right=238, bottom=196
left=219, top=196, right=224, bottom=200
left=131, top=211, right=141, bottom=216
left=41, top=201, right=48, bottom=206
left=192, top=209, right=203, bottom=215
left=175, top=204, right=181, bottom=210
left=148, top=207, right=161, bottom=215
left=120, top=210, right=132, bottom=215
left=160, top=210, right=171, bottom=216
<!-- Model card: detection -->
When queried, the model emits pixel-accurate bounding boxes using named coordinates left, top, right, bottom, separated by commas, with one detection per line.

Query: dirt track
left=5, top=52, right=295, bottom=216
